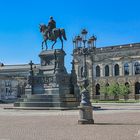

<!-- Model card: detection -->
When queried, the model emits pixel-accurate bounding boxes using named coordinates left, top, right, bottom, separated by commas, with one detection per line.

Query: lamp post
left=88, top=35, right=97, bottom=48
left=29, top=60, right=34, bottom=94
left=74, top=29, right=96, bottom=124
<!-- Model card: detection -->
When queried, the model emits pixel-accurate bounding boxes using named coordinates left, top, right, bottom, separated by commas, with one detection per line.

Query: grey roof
left=0, top=64, right=40, bottom=77
left=96, top=42, right=140, bottom=53
left=0, top=64, right=40, bottom=71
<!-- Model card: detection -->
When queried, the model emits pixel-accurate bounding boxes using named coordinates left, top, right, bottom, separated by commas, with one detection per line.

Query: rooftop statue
left=39, top=17, right=67, bottom=50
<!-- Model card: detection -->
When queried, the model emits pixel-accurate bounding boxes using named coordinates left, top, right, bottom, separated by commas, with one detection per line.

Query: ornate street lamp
left=73, top=37, right=76, bottom=49
left=81, top=29, right=88, bottom=48
left=88, top=35, right=97, bottom=48
left=76, top=35, right=82, bottom=48
left=73, top=35, right=82, bottom=49
left=76, top=29, right=95, bottom=124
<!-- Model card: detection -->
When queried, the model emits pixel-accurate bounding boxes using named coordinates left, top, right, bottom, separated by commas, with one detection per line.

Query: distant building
left=0, top=64, right=39, bottom=101
left=73, top=43, right=140, bottom=100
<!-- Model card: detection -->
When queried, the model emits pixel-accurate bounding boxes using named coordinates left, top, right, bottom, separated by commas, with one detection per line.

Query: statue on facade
left=39, top=17, right=67, bottom=50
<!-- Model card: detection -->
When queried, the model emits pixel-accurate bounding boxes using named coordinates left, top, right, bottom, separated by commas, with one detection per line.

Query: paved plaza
left=0, top=103, right=140, bottom=140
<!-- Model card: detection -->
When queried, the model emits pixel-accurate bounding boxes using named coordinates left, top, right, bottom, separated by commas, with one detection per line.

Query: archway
left=96, top=84, right=100, bottom=95
left=125, top=82, right=129, bottom=87
left=135, top=82, right=140, bottom=94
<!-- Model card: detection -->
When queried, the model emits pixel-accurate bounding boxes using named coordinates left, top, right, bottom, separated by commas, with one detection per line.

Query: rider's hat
left=50, top=16, right=53, bottom=20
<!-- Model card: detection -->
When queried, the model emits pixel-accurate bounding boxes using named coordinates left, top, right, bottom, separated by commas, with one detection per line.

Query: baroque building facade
left=73, top=43, right=140, bottom=100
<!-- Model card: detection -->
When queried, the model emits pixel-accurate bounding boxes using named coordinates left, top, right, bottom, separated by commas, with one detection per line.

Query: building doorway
left=135, top=82, right=140, bottom=94
left=96, top=84, right=100, bottom=95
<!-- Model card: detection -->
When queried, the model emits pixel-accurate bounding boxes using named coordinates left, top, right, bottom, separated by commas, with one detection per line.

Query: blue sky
left=0, top=0, right=140, bottom=72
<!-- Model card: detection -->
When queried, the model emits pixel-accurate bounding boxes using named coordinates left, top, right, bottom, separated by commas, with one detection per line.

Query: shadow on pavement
left=93, top=108, right=140, bottom=111
left=94, top=122, right=140, bottom=125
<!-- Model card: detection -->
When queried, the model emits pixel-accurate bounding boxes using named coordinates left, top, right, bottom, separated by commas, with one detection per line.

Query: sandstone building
left=73, top=42, right=140, bottom=100
left=0, top=64, right=40, bottom=101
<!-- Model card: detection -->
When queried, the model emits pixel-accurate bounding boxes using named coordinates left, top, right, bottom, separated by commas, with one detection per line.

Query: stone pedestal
left=14, top=49, right=80, bottom=109
left=78, top=106, right=94, bottom=124
left=78, top=88, right=94, bottom=124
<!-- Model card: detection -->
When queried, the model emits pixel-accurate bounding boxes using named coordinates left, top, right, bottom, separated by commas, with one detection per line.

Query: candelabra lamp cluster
left=73, top=29, right=97, bottom=124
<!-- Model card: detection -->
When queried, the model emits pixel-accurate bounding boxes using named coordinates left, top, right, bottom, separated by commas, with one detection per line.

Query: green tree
left=101, top=83, right=119, bottom=100
left=108, top=83, right=120, bottom=100
left=100, top=85, right=110, bottom=100
left=101, top=83, right=130, bottom=101
left=119, top=84, right=130, bottom=101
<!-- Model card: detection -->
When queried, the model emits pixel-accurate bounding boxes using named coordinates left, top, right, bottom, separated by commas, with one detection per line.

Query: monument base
left=14, top=94, right=79, bottom=110
left=78, top=106, right=94, bottom=124
left=14, top=49, right=80, bottom=110
left=78, top=119, right=94, bottom=124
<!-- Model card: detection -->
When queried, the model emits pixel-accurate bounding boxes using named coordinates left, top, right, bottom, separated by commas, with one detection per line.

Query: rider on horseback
left=40, top=17, right=66, bottom=50
left=48, top=16, right=56, bottom=38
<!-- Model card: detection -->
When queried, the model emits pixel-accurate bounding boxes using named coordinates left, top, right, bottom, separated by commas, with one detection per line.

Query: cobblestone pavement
left=0, top=103, right=140, bottom=140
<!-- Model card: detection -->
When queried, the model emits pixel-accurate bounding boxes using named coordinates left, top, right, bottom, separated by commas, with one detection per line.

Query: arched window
left=124, top=63, right=129, bottom=75
left=81, top=67, right=84, bottom=77
left=134, top=62, right=140, bottom=75
left=125, top=82, right=129, bottom=87
left=96, top=84, right=100, bottom=95
left=135, top=82, right=140, bottom=94
left=96, top=65, right=100, bottom=77
left=114, top=64, right=119, bottom=76
left=105, top=65, right=109, bottom=76
left=106, top=83, right=109, bottom=87
left=125, top=82, right=130, bottom=94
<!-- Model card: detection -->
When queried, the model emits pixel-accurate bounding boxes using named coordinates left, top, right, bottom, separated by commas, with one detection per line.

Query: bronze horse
left=39, top=24, right=67, bottom=50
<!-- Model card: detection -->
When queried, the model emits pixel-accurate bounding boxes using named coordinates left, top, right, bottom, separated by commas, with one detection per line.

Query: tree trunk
left=114, top=94, right=119, bottom=100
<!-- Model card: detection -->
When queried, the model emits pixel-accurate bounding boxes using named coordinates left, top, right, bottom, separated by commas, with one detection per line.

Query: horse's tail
left=61, top=29, right=67, bottom=40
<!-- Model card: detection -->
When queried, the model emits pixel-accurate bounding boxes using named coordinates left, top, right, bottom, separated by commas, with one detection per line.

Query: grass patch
left=92, top=99, right=140, bottom=103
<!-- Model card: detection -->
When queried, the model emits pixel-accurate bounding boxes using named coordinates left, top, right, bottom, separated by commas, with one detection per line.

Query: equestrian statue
left=39, top=17, right=67, bottom=50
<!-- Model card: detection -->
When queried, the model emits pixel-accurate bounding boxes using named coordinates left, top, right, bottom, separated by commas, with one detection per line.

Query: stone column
left=129, top=62, right=133, bottom=76
left=88, top=68, right=92, bottom=78
left=130, top=81, right=135, bottom=99
left=100, top=64, right=104, bottom=77
left=112, top=63, right=114, bottom=77
left=119, top=62, right=123, bottom=76
left=74, top=64, right=79, bottom=78
left=92, top=64, right=96, bottom=99
left=93, top=64, right=96, bottom=78
left=109, top=64, right=113, bottom=76
left=122, top=62, right=124, bottom=76
left=132, top=61, right=135, bottom=76
left=88, top=64, right=93, bottom=99
left=89, top=58, right=94, bottom=99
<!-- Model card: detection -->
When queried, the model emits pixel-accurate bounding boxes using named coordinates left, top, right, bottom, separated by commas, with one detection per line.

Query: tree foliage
left=108, top=83, right=120, bottom=96
left=101, top=83, right=130, bottom=100
left=119, top=84, right=130, bottom=96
